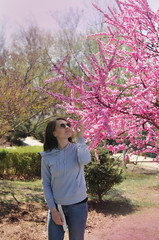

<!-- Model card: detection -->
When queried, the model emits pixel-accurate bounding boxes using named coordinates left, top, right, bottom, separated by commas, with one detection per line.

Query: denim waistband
left=55, top=197, right=88, bottom=208
left=72, top=197, right=88, bottom=205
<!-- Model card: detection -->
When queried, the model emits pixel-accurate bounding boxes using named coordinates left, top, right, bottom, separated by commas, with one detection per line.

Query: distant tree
left=84, top=0, right=117, bottom=33
left=50, top=7, right=85, bottom=72
left=0, top=24, right=5, bottom=53
left=0, top=25, right=59, bottom=142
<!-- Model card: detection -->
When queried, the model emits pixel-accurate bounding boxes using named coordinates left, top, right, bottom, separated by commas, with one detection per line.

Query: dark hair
left=44, top=117, right=72, bottom=151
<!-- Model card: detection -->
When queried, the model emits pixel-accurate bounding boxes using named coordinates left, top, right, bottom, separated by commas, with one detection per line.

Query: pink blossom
left=95, top=149, right=100, bottom=162
left=40, top=0, right=159, bottom=159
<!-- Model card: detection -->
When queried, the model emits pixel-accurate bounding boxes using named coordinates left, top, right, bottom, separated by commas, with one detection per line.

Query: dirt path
left=1, top=202, right=159, bottom=240
left=85, top=208, right=159, bottom=240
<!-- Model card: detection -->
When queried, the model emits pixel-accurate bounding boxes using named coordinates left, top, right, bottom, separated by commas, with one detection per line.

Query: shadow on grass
left=0, top=202, right=21, bottom=223
left=88, top=190, right=138, bottom=217
left=24, top=193, right=45, bottom=203
left=1, top=189, right=45, bottom=204
left=1, top=195, right=138, bottom=225
left=0, top=201, right=47, bottom=224
left=0, top=179, right=45, bottom=205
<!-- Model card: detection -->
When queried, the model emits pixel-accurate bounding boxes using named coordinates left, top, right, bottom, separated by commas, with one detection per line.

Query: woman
left=41, top=117, right=91, bottom=240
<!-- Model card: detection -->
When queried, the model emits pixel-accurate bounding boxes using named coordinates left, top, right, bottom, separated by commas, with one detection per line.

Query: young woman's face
left=53, top=120, right=72, bottom=140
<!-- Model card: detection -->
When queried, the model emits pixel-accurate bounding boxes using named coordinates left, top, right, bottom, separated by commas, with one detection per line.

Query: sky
left=0, top=0, right=158, bottom=40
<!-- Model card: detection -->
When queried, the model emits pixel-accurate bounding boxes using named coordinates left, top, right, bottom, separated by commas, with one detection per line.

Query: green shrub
left=0, top=150, right=8, bottom=174
left=84, top=148, right=123, bottom=202
left=0, top=151, right=41, bottom=177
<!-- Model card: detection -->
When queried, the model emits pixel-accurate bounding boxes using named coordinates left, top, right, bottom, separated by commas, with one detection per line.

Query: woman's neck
left=57, top=139, right=69, bottom=150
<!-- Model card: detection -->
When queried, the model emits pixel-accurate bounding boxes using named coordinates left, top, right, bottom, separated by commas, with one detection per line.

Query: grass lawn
left=0, top=146, right=43, bottom=153
left=105, top=169, right=159, bottom=209
left=0, top=179, right=44, bottom=204
left=1, top=167, right=159, bottom=210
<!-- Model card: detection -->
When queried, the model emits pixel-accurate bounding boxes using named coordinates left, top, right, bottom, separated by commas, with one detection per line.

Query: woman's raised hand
left=75, top=122, right=85, bottom=139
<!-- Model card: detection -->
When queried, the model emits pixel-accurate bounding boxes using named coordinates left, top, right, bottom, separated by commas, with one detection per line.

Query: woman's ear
left=53, top=130, right=57, bottom=138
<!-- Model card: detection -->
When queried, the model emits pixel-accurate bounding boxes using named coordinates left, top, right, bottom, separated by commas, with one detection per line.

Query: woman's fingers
left=58, top=212, right=64, bottom=225
left=76, top=122, right=85, bottom=138
left=51, top=210, right=64, bottom=225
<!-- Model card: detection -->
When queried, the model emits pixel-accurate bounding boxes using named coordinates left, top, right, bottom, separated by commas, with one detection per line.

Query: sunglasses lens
left=67, top=122, right=71, bottom=127
left=60, top=122, right=71, bottom=128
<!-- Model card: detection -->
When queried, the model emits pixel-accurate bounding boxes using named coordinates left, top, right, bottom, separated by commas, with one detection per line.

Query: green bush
left=0, top=150, right=8, bottom=174
left=0, top=151, right=41, bottom=177
left=84, top=148, right=123, bottom=202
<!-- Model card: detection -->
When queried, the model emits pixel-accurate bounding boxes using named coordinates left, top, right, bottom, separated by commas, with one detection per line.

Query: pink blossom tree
left=40, top=0, right=159, bottom=160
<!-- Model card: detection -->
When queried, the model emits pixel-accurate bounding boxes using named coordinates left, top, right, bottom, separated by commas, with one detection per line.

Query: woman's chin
left=66, top=131, right=72, bottom=137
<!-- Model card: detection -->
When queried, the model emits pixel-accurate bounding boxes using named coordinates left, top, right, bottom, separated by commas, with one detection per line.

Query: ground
left=1, top=139, right=159, bottom=240
left=1, top=195, right=159, bottom=240
left=85, top=207, right=159, bottom=240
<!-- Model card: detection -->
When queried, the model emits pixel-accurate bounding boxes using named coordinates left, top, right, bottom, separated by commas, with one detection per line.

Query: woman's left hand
left=76, top=122, right=85, bottom=139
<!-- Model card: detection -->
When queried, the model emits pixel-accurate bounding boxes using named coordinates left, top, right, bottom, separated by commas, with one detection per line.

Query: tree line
left=0, top=4, right=107, bottom=144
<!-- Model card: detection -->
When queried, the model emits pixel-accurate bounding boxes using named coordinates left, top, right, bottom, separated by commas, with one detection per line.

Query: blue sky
left=0, top=0, right=158, bottom=39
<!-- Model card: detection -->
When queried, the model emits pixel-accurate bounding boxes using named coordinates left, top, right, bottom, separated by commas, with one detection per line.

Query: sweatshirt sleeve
left=77, top=137, right=91, bottom=165
left=41, top=157, right=56, bottom=209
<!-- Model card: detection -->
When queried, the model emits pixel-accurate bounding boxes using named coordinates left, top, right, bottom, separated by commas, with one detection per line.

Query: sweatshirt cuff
left=47, top=199, right=56, bottom=209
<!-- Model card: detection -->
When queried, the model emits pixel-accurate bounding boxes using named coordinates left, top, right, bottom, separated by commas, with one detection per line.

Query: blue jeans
left=47, top=202, right=88, bottom=240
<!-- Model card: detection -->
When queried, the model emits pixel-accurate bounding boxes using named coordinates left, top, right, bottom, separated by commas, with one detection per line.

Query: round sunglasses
left=59, top=122, right=71, bottom=128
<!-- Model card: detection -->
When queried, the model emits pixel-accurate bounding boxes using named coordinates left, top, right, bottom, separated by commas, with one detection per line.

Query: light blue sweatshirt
left=40, top=137, right=91, bottom=209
